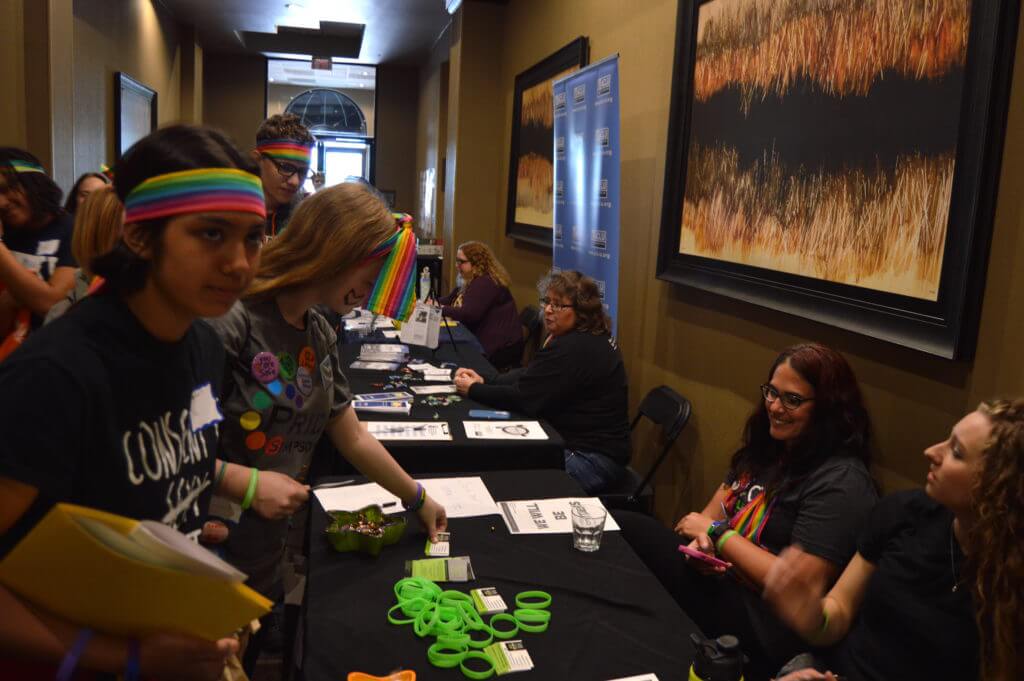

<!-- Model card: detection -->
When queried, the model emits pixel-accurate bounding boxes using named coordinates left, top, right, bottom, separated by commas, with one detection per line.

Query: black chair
left=518, top=304, right=544, bottom=367
left=600, top=385, right=691, bottom=514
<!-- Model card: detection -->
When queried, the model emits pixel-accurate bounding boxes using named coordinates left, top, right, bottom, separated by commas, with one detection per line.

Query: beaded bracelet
left=240, top=468, right=259, bottom=510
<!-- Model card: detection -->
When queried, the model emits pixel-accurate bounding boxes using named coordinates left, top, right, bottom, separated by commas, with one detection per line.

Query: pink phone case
left=677, top=544, right=731, bottom=569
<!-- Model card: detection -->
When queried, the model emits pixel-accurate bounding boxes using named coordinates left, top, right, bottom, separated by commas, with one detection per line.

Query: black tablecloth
left=301, top=470, right=699, bottom=680
left=343, top=321, right=485, bottom=354
left=336, top=342, right=564, bottom=474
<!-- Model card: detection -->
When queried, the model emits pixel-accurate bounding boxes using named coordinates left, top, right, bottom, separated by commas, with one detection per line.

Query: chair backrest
left=519, top=304, right=544, bottom=366
left=628, top=385, right=692, bottom=498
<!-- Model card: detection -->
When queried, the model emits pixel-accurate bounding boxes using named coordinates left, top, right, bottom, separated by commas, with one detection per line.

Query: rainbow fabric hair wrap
left=256, top=138, right=313, bottom=166
left=6, top=160, right=46, bottom=175
left=123, top=168, right=266, bottom=224
left=364, top=217, right=418, bottom=322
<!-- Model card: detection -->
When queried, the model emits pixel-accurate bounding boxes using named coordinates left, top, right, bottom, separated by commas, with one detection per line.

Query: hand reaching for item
left=251, top=470, right=310, bottom=520
left=418, top=495, right=448, bottom=541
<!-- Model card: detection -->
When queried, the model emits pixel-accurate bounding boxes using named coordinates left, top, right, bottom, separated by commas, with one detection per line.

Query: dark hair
left=729, top=343, right=872, bottom=492
left=537, top=269, right=611, bottom=335
left=255, top=113, right=313, bottom=145
left=63, top=172, right=111, bottom=213
left=92, top=125, right=257, bottom=294
left=0, top=147, right=64, bottom=221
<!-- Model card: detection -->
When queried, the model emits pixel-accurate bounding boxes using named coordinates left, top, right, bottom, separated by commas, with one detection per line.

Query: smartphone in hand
left=678, top=544, right=732, bottom=570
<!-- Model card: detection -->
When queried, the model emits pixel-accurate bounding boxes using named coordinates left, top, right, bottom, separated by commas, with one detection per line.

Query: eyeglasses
left=760, top=383, right=814, bottom=411
left=539, top=297, right=573, bottom=313
left=455, top=258, right=470, bottom=265
left=262, top=155, right=314, bottom=181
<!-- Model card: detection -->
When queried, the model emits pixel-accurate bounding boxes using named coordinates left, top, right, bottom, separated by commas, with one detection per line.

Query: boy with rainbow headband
left=207, top=182, right=444, bottom=673
left=252, top=113, right=314, bottom=236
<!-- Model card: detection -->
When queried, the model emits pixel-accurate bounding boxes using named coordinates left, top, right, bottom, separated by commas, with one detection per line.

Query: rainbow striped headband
left=256, top=138, right=313, bottom=166
left=124, top=168, right=266, bottom=224
left=6, top=160, right=46, bottom=175
left=364, top=221, right=418, bottom=322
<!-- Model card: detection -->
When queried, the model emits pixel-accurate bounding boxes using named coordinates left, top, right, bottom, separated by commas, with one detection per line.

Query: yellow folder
left=0, top=503, right=271, bottom=640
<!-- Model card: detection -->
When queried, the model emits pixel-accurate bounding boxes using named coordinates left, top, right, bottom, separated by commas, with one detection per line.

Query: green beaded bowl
left=325, top=505, right=407, bottom=556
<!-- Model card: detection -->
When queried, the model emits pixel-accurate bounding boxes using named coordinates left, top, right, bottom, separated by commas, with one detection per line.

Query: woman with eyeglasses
left=454, top=270, right=630, bottom=493
left=615, top=343, right=877, bottom=680
left=436, top=241, right=521, bottom=369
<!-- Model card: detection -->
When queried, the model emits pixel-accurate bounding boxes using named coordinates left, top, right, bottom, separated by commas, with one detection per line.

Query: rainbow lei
left=256, top=138, right=313, bottom=166
left=124, top=168, right=266, bottom=223
left=364, top=220, right=418, bottom=322
left=6, top=160, right=45, bottom=175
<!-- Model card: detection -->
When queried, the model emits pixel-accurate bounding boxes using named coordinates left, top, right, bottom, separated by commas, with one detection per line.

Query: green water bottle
left=688, top=633, right=745, bottom=681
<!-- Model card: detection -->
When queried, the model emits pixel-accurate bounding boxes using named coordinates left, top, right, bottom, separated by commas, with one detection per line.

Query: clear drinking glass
left=571, top=504, right=607, bottom=552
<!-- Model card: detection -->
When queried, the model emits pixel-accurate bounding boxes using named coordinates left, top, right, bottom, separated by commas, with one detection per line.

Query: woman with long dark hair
left=617, top=343, right=878, bottom=680
left=766, top=398, right=1024, bottom=681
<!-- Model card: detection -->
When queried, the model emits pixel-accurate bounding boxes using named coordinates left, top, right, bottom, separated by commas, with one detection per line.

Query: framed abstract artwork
left=114, top=72, right=158, bottom=159
left=506, top=37, right=589, bottom=246
left=657, top=1, right=1020, bottom=359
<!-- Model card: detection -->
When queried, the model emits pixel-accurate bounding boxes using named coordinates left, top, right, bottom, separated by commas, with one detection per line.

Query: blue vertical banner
left=552, top=55, right=621, bottom=334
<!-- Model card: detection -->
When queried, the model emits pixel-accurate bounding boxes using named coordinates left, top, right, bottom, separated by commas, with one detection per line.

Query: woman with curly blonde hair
left=765, top=398, right=1024, bottom=681
left=437, top=241, right=520, bottom=368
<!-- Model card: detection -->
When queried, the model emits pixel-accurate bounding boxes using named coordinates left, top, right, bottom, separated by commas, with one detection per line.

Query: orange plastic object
left=0, top=307, right=30, bottom=361
left=348, top=673, right=416, bottom=681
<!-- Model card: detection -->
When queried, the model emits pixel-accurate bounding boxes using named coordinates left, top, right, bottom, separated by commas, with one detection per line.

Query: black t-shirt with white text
left=0, top=294, right=225, bottom=550
left=3, top=212, right=76, bottom=327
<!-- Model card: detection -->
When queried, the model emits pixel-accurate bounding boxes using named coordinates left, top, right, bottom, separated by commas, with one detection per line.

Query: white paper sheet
left=498, top=498, right=620, bottom=534
left=314, top=477, right=500, bottom=518
left=464, top=421, right=548, bottom=440
left=365, top=421, right=452, bottom=440
left=410, top=384, right=457, bottom=395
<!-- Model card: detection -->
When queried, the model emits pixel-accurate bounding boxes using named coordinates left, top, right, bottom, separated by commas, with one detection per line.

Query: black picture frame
left=505, top=37, right=589, bottom=247
left=656, top=1, right=1020, bottom=359
left=114, top=72, right=158, bottom=159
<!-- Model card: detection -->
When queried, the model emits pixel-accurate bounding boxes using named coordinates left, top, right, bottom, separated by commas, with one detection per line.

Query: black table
left=301, top=470, right=700, bottom=680
left=336, top=342, right=564, bottom=474
left=343, top=321, right=485, bottom=354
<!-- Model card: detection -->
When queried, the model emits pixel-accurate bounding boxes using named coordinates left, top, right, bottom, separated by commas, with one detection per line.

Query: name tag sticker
left=36, top=239, right=60, bottom=256
left=190, top=383, right=224, bottom=432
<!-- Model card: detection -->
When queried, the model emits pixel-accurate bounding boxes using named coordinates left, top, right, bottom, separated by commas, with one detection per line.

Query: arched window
left=285, top=88, right=367, bottom=135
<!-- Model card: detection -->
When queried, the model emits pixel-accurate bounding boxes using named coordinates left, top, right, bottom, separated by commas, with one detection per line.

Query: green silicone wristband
left=437, top=633, right=471, bottom=647
left=427, top=641, right=467, bottom=668
left=435, top=607, right=465, bottom=633
left=465, top=624, right=493, bottom=649
left=715, top=529, right=738, bottom=554
left=240, top=467, right=259, bottom=510
left=488, top=613, right=519, bottom=639
left=398, top=597, right=430, bottom=617
left=458, top=600, right=484, bottom=627
left=514, top=608, right=550, bottom=633
left=440, top=590, right=473, bottom=604
left=414, top=602, right=439, bottom=638
left=460, top=650, right=496, bottom=680
left=514, top=590, right=552, bottom=610
left=387, top=602, right=416, bottom=625
left=395, top=577, right=441, bottom=602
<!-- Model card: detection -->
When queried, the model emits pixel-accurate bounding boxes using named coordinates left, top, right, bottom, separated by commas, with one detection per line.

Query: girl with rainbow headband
left=252, top=113, right=315, bottom=236
left=615, top=343, right=878, bottom=679
left=206, top=182, right=445, bottom=672
left=0, top=125, right=277, bottom=680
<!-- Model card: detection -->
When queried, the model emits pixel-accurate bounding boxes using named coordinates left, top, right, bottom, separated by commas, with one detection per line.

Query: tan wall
left=267, top=83, right=376, bottom=137
left=425, top=0, right=1024, bottom=524
left=0, top=1, right=27, bottom=149
left=416, top=23, right=454, bottom=239
left=73, top=0, right=183, bottom=176
left=375, top=65, right=418, bottom=213
left=203, top=53, right=268, bottom=153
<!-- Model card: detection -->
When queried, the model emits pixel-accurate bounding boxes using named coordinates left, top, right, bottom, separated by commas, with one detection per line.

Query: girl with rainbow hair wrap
left=615, top=343, right=878, bottom=679
left=206, top=182, right=445, bottom=673
left=0, top=125, right=282, bottom=679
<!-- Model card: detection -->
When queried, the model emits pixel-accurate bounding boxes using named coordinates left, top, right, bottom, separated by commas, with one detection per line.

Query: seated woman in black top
left=766, top=399, right=1024, bottom=681
left=0, top=149, right=77, bottom=337
left=437, top=241, right=521, bottom=369
left=453, top=270, right=630, bottom=493
left=615, top=343, right=877, bottom=680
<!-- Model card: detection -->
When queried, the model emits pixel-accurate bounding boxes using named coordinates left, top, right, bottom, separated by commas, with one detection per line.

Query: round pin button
left=285, top=384, right=296, bottom=399
left=239, top=411, right=261, bottom=431
left=245, top=432, right=267, bottom=451
left=298, top=346, right=316, bottom=371
left=277, top=352, right=297, bottom=380
left=295, top=395, right=304, bottom=408
left=266, top=380, right=283, bottom=396
left=252, top=391, right=272, bottom=410
left=296, top=367, right=313, bottom=396
left=264, top=436, right=284, bottom=456
left=251, top=352, right=280, bottom=383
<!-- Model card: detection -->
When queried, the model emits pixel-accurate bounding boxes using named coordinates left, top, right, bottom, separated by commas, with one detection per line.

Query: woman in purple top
left=437, top=241, right=521, bottom=369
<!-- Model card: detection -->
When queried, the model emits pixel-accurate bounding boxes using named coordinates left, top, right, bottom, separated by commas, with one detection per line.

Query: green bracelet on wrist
left=715, top=529, right=737, bottom=554
left=819, top=607, right=830, bottom=634
left=240, top=467, right=259, bottom=510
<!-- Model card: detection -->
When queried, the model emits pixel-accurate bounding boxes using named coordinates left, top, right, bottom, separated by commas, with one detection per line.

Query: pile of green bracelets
left=387, top=577, right=553, bottom=679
